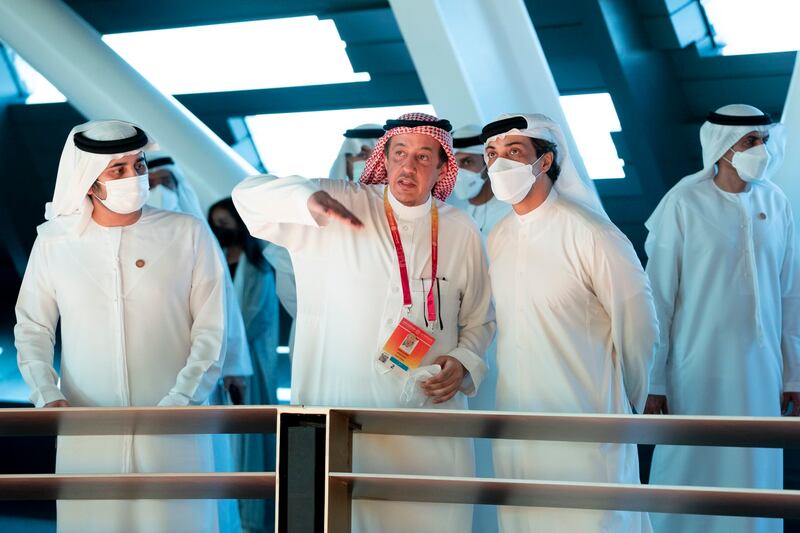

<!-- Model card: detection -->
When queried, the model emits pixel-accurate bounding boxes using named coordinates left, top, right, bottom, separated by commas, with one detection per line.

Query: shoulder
left=554, top=197, right=632, bottom=249
left=487, top=211, right=516, bottom=252
left=757, top=180, right=792, bottom=206
left=554, top=197, right=615, bottom=233
left=141, top=207, right=208, bottom=233
left=439, top=200, right=482, bottom=240
left=139, top=208, right=218, bottom=255
left=34, top=219, right=73, bottom=245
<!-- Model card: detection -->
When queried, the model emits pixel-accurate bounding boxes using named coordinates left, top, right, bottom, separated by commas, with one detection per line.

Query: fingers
left=423, top=376, right=460, bottom=398
left=324, top=206, right=363, bottom=228
left=309, top=192, right=364, bottom=228
left=422, top=369, right=461, bottom=401
left=432, top=389, right=458, bottom=404
left=426, top=381, right=460, bottom=403
left=420, top=356, right=465, bottom=403
left=322, top=200, right=363, bottom=229
left=644, top=396, right=659, bottom=415
left=422, top=357, right=454, bottom=387
left=423, top=368, right=452, bottom=387
left=644, top=396, right=668, bottom=416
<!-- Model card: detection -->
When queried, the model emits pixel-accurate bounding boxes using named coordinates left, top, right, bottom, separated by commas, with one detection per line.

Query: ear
left=88, top=181, right=105, bottom=200
left=436, top=161, right=449, bottom=183
left=539, top=152, right=554, bottom=175
left=717, top=151, right=733, bottom=170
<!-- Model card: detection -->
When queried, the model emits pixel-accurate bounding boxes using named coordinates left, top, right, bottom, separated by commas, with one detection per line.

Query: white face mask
left=725, top=144, right=770, bottom=182
left=146, top=184, right=180, bottom=211
left=453, top=168, right=485, bottom=200
left=488, top=155, right=544, bottom=205
left=351, top=159, right=367, bottom=181
left=95, top=174, right=150, bottom=214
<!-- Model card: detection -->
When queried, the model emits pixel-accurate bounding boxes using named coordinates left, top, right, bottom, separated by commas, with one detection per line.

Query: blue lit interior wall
left=0, top=0, right=797, bottom=294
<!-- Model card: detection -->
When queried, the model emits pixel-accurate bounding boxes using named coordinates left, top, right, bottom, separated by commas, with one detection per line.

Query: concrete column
left=388, top=0, right=591, bottom=181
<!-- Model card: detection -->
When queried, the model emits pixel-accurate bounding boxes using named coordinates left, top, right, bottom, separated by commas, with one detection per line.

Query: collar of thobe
left=516, top=188, right=559, bottom=225
left=710, top=178, right=754, bottom=203
left=386, top=185, right=433, bottom=220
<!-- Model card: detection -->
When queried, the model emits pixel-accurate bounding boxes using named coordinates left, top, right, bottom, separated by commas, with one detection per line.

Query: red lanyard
left=383, top=187, right=439, bottom=324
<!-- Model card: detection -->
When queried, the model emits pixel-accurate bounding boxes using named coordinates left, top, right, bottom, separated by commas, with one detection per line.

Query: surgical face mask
left=351, top=159, right=367, bottom=181
left=488, top=155, right=544, bottom=205
left=725, top=144, right=770, bottom=182
left=211, top=225, right=242, bottom=248
left=146, top=184, right=179, bottom=211
left=399, top=364, right=441, bottom=407
left=453, top=168, right=485, bottom=200
left=95, top=174, right=150, bottom=214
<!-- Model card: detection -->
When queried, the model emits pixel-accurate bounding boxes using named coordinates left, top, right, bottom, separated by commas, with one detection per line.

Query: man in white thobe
left=146, top=154, right=252, bottom=533
left=233, top=112, right=495, bottom=532
left=483, top=113, right=658, bottom=532
left=328, top=123, right=384, bottom=181
left=15, top=121, right=226, bottom=533
left=644, top=104, right=800, bottom=533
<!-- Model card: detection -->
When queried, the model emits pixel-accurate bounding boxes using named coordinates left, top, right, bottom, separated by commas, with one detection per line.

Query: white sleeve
left=221, top=273, right=253, bottom=377
left=644, top=200, right=684, bottom=396
left=14, top=237, right=65, bottom=407
left=591, top=227, right=659, bottom=413
left=232, top=175, right=322, bottom=250
left=449, top=227, right=496, bottom=396
left=262, top=243, right=298, bottom=318
left=158, top=223, right=227, bottom=406
left=781, top=206, right=800, bottom=392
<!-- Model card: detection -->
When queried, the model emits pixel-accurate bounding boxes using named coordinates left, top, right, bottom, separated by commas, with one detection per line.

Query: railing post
left=325, top=410, right=354, bottom=533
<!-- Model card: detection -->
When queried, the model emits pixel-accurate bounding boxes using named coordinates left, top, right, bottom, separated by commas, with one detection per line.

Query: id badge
left=377, top=318, right=436, bottom=378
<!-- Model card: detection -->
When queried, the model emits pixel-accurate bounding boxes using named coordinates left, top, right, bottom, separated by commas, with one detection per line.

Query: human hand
left=224, top=376, right=248, bottom=406
left=421, top=356, right=466, bottom=404
left=644, top=395, right=669, bottom=415
left=44, top=400, right=69, bottom=408
left=307, top=191, right=363, bottom=229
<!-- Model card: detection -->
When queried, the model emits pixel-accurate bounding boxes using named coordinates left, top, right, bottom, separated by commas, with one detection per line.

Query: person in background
left=328, top=123, right=385, bottom=181
left=209, top=198, right=280, bottom=533
left=448, top=124, right=511, bottom=238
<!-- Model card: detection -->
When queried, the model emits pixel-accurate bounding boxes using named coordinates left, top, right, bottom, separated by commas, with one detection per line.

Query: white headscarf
left=452, top=124, right=484, bottom=156
left=146, top=152, right=204, bottom=219
left=42, top=120, right=157, bottom=236
left=327, top=123, right=383, bottom=180
left=645, top=104, right=785, bottom=254
left=482, top=113, right=607, bottom=218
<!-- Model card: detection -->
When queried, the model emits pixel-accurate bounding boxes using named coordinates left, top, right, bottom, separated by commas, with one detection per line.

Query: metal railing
left=0, top=406, right=798, bottom=532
